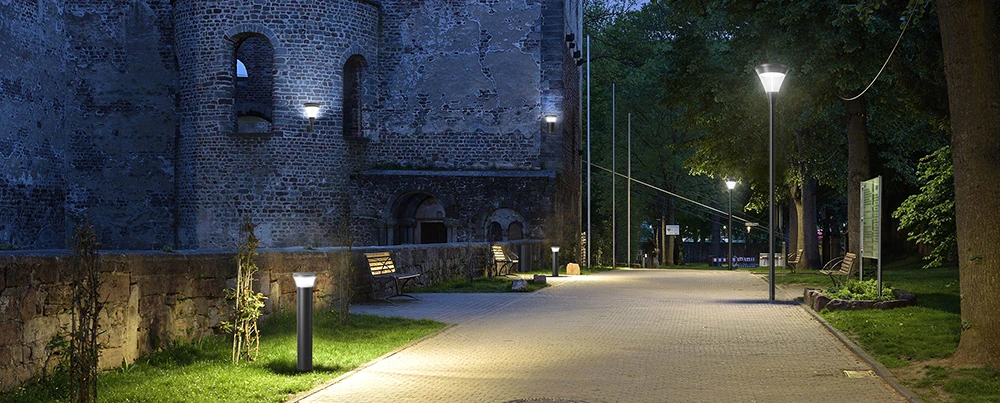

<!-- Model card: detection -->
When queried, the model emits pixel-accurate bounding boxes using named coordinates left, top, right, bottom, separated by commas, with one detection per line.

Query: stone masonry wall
left=369, top=0, right=545, bottom=169
left=0, top=0, right=177, bottom=250
left=173, top=0, right=381, bottom=249
left=0, top=0, right=69, bottom=249
left=0, top=242, right=518, bottom=391
left=61, top=0, right=178, bottom=249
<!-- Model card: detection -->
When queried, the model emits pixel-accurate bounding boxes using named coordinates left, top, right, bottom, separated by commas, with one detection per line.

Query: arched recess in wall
left=485, top=208, right=526, bottom=242
left=343, top=54, right=367, bottom=138
left=233, top=35, right=275, bottom=134
left=383, top=191, right=457, bottom=245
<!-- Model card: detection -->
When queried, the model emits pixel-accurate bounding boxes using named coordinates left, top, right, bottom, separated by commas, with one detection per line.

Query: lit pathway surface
left=297, top=269, right=905, bottom=403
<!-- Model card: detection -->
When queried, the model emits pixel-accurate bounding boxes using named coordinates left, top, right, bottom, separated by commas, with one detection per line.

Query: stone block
left=532, top=274, right=546, bottom=284
left=0, top=321, right=22, bottom=345
left=19, top=289, right=38, bottom=321
left=99, top=272, right=132, bottom=303
left=511, top=279, right=527, bottom=291
left=566, top=263, right=580, bottom=275
left=5, top=264, right=31, bottom=288
left=22, top=316, right=59, bottom=344
left=0, top=293, right=21, bottom=322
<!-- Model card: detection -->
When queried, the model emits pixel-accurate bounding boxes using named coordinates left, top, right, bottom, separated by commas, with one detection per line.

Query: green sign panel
left=861, top=176, right=881, bottom=259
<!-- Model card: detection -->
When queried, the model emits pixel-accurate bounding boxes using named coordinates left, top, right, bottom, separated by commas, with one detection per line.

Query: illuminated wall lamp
left=545, top=115, right=557, bottom=133
left=304, top=103, right=321, bottom=132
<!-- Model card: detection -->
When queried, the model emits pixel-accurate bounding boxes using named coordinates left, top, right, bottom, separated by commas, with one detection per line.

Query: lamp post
left=725, top=178, right=737, bottom=270
left=755, top=63, right=788, bottom=301
left=551, top=246, right=560, bottom=277
left=293, top=272, right=317, bottom=372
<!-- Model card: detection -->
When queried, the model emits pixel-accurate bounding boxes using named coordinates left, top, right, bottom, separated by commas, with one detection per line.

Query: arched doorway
left=386, top=192, right=453, bottom=245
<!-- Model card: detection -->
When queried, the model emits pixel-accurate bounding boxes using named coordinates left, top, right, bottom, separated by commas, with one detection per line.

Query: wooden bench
left=365, top=252, right=422, bottom=303
left=787, top=249, right=804, bottom=273
left=819, top=252, right=858, bottom=287
left=490, top=245, right=519, bottom=277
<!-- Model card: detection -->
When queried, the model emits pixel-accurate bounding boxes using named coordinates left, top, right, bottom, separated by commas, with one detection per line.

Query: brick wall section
left=0, top=243, right=518, bottom=391
left=369, top=0, right=545, bottom=169
left=173, top=0, right=380, bottom=249
left=0, top=0, right=68, bottom=249
left=61, top=0, right=177, bottom=249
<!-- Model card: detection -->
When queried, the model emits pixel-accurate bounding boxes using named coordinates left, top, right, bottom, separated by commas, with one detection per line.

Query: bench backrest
left=840, top=253, right=858, bottom=275
left=366, top=252, right=396, bottom=276
left=492, top=245, right=510, bottom=262
left=789, top=249, right=803, bottom=262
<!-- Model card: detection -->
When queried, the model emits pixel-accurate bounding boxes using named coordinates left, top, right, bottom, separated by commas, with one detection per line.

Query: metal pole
left=586, top=35, right=591, bottom=269
left=612, top=83, right=616, bottom=269
left=768, top=92, right=776, bottom=301
left=627, top=113, right=632, bottom=269
left=728, top=188, right=733, bottom=270
left=297, top=286, right=313, bottom=372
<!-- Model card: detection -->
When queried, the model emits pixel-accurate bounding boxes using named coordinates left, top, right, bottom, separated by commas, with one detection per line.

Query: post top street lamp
left=755, top=64, right=789, bottom=94
left=725, top=178, right=737, bottom=190
left=755, top=62, right=788, bottom=301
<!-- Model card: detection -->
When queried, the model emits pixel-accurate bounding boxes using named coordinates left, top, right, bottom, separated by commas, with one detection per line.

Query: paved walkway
left=297, top=269, right=906, bottom=403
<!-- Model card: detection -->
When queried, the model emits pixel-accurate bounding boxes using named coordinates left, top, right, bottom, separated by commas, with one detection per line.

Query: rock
left=566, top=263, right=581, bottom=275
left=511, top=279, right=528, bottom=291
left=532, top=274, right=546, bottom=284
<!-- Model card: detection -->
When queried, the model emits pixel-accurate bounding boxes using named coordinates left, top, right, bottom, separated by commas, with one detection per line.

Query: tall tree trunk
left=787, top=195, right=799, bottom=259
left=938, top=0, right=1000, bottom=367
left=801, top=177, right=821, bottom=269
left=845, top=96, right=870, bottom=256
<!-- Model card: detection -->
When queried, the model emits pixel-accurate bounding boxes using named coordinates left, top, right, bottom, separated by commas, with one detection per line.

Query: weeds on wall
left=70, top=220, right=102, bottom=403
left=220, top=216, right=267, bottom=364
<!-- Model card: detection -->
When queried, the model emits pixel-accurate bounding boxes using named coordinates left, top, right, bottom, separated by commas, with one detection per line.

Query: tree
left=892, top=146, right=955, bottom=268
left=936, top=0, right=1000, bottom=367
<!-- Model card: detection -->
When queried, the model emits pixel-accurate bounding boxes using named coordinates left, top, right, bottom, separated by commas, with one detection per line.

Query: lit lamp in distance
left=304, top=103, right=321, bottom=132
left=725, top=178, right=737, bottom=270
left=551, top=246, right=560, bottom=277
left=293, top=272, right=317, bottom=372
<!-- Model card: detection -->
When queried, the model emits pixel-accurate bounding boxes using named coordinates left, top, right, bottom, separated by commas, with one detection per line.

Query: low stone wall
left=803, top=288, right=918, bottom=311
left=0, top=240, right=537, bottom=391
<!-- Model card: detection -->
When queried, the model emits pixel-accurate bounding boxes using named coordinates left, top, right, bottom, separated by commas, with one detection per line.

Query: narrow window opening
left=343, top=55, right=367, bottom=138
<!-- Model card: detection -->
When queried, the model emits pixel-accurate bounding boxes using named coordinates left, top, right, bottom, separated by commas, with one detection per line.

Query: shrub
left=827, top=279, right=894, bottom=301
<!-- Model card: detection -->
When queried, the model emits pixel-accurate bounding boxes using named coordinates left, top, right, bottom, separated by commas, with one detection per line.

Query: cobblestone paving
left=299, top=270, right=905, bottom=403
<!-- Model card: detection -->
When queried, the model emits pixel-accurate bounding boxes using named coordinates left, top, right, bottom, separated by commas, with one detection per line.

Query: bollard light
left=551, top=246, right=560, bottom=277
left=293, top=272, right=317, bottom=372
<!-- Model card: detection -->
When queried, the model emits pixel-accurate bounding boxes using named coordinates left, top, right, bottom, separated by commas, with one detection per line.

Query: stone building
left=0, top=0, right=583, bottom=251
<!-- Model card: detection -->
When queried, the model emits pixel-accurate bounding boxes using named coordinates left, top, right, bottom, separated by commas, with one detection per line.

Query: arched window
left=343, top=55, right=367, bottom=138
left=488, top=222, right=504, bottom=243
left=508, top=221, right=524, bottom=240
left=234, top=36, right=274, bottom=134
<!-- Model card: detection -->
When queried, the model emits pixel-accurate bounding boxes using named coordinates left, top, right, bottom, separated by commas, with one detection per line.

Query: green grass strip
left=2, top=312, right=444, bottom=403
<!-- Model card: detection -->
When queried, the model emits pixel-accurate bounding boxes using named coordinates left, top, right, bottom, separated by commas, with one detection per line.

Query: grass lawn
left=766, top=256, right=1000, bottom=402
left=413, top=276, right=549, bottom=293
left=1, top=312, right=444, bottom=403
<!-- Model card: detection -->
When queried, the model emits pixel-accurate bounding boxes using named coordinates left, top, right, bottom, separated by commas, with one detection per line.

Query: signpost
left=860, top=176, right=883, bottom=296
left=664, top=225, right=680, bottom=236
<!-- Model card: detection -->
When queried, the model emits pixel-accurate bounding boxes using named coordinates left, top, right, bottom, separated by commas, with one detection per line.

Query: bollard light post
left=551, top=246, right=560, bottom=277
left=755, top=63, right=788, bottom=301
left=293, top=272, right=317, bottom=372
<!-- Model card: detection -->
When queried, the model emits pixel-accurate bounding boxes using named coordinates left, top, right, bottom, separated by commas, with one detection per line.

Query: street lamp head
left=725, top=178, right=737, bottom=190
left=551, top=245, right=561, bottom=253
left=755, top=64, right=789, bottom=93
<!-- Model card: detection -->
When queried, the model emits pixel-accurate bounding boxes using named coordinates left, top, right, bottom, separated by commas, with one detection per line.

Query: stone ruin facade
left=0, top=0, right=583, bottom=252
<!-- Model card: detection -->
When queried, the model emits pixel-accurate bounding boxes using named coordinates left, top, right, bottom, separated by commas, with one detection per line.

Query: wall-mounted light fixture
left=304, top=103, right=321, bottom=132
left=545, top=115, right=558, bottom=133
left=293, top=272, right=317, bottom=372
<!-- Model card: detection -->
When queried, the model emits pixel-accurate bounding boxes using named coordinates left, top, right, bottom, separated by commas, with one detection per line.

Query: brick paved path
left=297, top=269, right=905, bottom=403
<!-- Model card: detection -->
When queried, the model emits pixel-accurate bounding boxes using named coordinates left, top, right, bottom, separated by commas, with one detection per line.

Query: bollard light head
left=293, top=272, right=317, bottom=288
left=551, top=245, right=560, bottom=253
